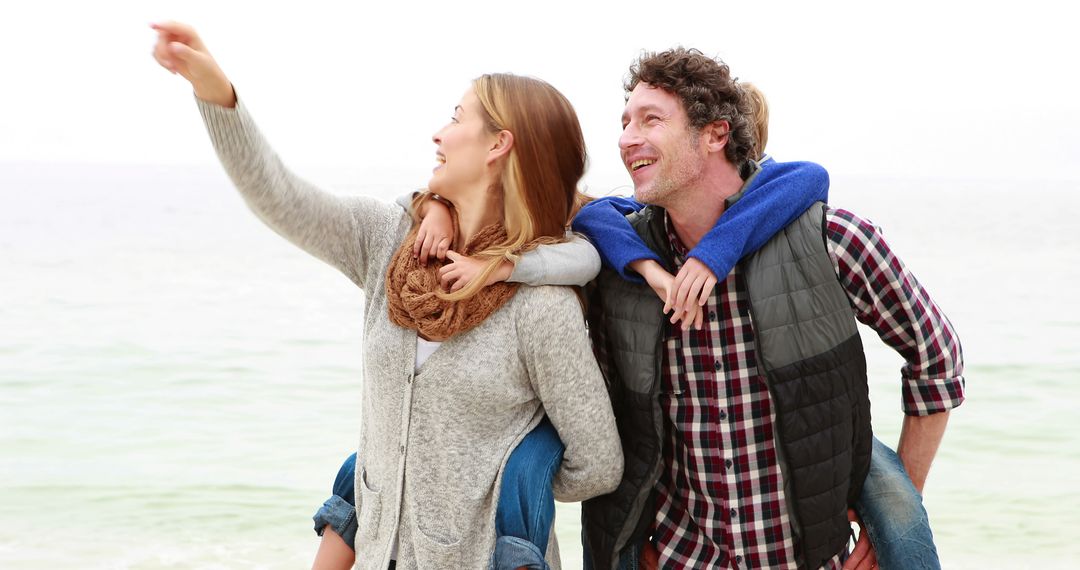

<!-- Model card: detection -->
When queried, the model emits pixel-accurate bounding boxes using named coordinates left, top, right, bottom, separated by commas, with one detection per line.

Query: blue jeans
left=854, top=437, right=940, bottom=570
left=313, top=417, right=565, bottom=570
left=584, top=437, right=939, bottom=569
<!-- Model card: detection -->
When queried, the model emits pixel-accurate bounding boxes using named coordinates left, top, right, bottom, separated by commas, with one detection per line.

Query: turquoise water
left=2, top=164, right=1078, bottom=568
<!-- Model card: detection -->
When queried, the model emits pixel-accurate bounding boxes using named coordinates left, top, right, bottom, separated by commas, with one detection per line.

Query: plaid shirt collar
left=663, top=213, right=690, bottom=262
left=660, top=160, right=763, bottom=263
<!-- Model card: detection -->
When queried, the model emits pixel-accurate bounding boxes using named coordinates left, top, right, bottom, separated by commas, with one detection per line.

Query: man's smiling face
left=618, top=83, right=707, bottom=207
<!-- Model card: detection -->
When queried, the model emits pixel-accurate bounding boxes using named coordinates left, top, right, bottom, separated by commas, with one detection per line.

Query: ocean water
left=1, top=163, right=1078, bottom=568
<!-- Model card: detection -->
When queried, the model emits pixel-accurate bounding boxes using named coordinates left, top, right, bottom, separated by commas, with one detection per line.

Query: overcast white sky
left=2, top=0, right=1078, bottom=189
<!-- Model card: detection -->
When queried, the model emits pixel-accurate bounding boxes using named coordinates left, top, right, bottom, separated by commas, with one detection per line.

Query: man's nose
left=619, top=124, right=642, bottom=151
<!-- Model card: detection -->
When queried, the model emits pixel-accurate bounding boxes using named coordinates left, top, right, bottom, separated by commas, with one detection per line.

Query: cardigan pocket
left=355, top=467, right=382, bottom=549
left=410, top=510, right=465, bottom=569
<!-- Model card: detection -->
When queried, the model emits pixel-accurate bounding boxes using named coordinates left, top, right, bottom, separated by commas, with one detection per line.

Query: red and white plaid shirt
left=651, top=207, right=965, bottom=569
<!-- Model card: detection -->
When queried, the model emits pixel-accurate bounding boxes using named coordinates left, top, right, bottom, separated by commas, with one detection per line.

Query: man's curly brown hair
left=626, top=48, right=755, bottom=169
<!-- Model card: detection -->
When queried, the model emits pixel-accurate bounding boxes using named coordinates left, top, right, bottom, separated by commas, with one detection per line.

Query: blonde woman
left=151, top=22, right=622, bottom=570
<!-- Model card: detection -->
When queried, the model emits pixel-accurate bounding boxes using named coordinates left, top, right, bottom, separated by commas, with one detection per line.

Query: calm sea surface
left=2, top=163, right=1077, bottom=568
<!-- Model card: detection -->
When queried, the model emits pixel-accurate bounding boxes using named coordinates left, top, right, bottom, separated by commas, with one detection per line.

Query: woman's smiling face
left=428, top=88, right=499, bottom=201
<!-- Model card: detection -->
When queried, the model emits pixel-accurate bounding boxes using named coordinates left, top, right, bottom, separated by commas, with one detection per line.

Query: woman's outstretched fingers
left=152, top=42, right=175, bottom=73
left=149, top=21, right=234, bottom=107
left=166, top=41, right=201, bottom=74
left=150, top=21, right=203, bottom=50
left=150, top=22, right=191, bottom=72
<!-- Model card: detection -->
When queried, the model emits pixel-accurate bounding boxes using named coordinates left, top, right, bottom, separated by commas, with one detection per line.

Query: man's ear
left=703, top=120, right=730, bottom=154
left=487, top=130, right=514, bottom=165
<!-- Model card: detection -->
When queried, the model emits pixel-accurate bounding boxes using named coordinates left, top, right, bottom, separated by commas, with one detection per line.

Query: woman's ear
left=486, top=130, right=514, bottom=165
left=703, top=120, right=730, bottom=154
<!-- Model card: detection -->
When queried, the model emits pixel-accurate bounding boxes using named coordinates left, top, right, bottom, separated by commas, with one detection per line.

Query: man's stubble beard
left=635, top=134, right=706, bottom=212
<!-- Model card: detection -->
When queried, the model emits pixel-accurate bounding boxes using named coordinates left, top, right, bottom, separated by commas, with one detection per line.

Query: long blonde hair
left=434, top=73, right=589, bottom=301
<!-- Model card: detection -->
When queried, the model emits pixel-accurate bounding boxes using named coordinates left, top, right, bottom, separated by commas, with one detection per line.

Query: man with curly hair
left=574, top=48, right=965, bottom=570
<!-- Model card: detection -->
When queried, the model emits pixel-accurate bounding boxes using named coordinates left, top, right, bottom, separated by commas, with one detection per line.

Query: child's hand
left=640, top=541, right=660, bottom=570
left=630, top=259, right=705, bottom=330
left=842, top=508, right=879, bottom=570
left=439, top=252, right=513, bottom=292
left=668, top=258, right=718, bottom=331
left=631, top=259, right=674, bottom=305
left=413, top=198, right=453, bottom=266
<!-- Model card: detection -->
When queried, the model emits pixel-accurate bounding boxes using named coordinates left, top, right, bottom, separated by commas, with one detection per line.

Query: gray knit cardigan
left=196, top=98, right=623, bottom=570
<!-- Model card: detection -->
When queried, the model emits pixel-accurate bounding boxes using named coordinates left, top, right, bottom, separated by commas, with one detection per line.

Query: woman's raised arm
left=152, top=22, right=403, bottom=288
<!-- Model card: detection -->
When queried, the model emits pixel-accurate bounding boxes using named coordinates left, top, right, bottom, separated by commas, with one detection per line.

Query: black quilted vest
left=581, top=202, right=872, bottom=570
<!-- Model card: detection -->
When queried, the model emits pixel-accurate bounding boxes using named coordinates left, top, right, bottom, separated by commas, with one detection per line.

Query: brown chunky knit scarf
left=386, top=224, right=520, bottom=341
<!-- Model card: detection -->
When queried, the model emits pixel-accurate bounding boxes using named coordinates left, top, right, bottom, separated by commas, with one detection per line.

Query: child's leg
left=312, top=525, right=355, bottom=570
left=855, top=437, right=941, bottom=570
left=315, top=421, right=565, bottom=570
left=493, top=417, right=566, bottom=570
left=312, top=453, right=359, bottom=570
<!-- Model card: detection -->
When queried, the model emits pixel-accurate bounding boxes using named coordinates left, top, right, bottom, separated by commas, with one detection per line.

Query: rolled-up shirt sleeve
left=825, top=208, right=966, bottom=416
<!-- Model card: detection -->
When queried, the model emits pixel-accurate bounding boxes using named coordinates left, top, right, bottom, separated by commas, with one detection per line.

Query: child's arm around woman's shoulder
left=402, top=192, right=602, bottom=290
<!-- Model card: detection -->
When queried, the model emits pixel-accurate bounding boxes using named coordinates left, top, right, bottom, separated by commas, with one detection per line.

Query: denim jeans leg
left=313, top=452, right=359, bottom=550
left=491, top=417, right=565, bottom=570
left=855, top=437, right=941, bottom=570
left=321, top=422, right=566, bottom=568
